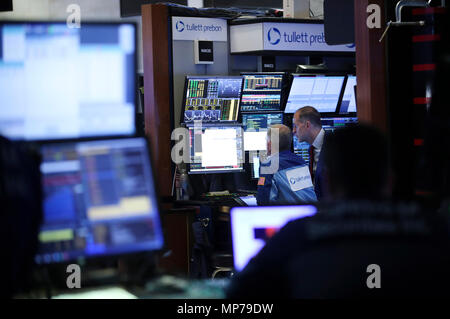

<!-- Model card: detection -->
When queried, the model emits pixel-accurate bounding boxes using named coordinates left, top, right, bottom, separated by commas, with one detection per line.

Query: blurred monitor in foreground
left=230, top=205, right=317, bottom=272
left=36, top=137, right=163, bottom=264
left=0, top=22, right=137, bottom=141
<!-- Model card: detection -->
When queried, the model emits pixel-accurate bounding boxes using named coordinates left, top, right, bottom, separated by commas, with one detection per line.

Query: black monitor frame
left=239, top=72, right=291, bottom=114
left=284, top=73, right=347, bottom=118
left=241, top=112, right=284, bottom=153
left=0, top=20, right=139, bottom=144
left=337, top=74, right=358, bottom=117
left=34, top=135, right=166, bottom=268
left=180, top=75, right=244, bottom=125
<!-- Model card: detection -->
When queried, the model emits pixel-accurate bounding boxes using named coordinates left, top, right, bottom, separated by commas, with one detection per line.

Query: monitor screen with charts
left=182, top=76, right=243, bottom=124
left=339, top=75, right=357, bottom=114
left=321, top=117, right=358, bottom=132
left=293, top=135, right=311, bottom=165
left=0, top=22, right=137, bottom=141
left=188, top=125, right=244, bottom=174
left=284, top=75, right=345, bottom=114
left=230, top=205, right=317, bottom=271
left=240, top=73, right=284, bottom=112
left=36, top=138, right=164, bottom=264
left=242, top=113, right=283, bottom=151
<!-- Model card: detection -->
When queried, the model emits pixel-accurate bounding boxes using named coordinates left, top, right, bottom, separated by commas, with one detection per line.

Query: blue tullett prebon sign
left=172, top=16, right=228, bottom=41
left=263, top=23, right=355, bottom=52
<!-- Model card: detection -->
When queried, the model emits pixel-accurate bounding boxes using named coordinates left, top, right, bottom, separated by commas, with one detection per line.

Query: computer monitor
left=284, top=74, right=345, bottom=114
left=0, top=22, right=137, bottom=141
left=240, top=73, right=285, bottom=112
left=181, top=76, right=243, bottom=124
left=293, top=135, right=311, bottom=164
left=339, top=75, right=357, bottom=114
left=230, top=205, right=317, bottom=271
left=321, top=116, right=359, bottom=132
left=187, top=125, right=244, bottom=174
left=35, top=137, right=164, bottom=264
left=251, top=155, right=260, bottom=179
left=242, top=113, right=284, bottom=151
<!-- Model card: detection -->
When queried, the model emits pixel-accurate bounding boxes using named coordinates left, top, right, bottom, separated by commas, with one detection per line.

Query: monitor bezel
left=0, top=20, right=139, bottom=143
left=180, top=75, right=244, bottom=126
left=34, top=135, right=166, bottom=266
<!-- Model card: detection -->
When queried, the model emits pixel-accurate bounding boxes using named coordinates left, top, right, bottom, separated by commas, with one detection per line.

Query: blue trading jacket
left=256, top=150, right=317, bottom=205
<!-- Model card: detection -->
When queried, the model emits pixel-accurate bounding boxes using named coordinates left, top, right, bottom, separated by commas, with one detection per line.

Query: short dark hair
left=296, top=106, right=322, bottom=128
left=322, top=124, right=390, bottom=199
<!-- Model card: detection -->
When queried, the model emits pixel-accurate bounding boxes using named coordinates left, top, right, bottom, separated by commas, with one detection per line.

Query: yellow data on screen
left=39, top=229, right=74, bottom=243
left=87, top=196, right=152, bottom=221
left=228, top=100, right=239, bottom=121
left=80, top=147, right=109, bottom=156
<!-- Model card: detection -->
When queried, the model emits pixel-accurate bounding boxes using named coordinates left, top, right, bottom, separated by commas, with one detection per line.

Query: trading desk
left=46, top=276, right=229, bottom=299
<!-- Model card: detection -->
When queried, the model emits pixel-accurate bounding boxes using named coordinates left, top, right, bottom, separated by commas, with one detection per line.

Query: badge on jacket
left=258, top=177, right=265, bottom=186
left=285, top=166, right=313, bottom=192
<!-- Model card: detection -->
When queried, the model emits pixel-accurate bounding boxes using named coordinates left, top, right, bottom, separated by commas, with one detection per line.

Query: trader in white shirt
left=292, top=106, right=327, bottom=199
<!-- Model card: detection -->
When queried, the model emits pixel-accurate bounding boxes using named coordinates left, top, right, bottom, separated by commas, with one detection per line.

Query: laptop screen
left=230, top=205, right=317, bottom=271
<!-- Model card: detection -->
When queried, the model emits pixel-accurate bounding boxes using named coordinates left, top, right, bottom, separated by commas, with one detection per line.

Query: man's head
left=321, top=124, right=391, bottom=201
left=267, top=124, right=292, bottom=156
left=293, top=106, right=322, bottom=144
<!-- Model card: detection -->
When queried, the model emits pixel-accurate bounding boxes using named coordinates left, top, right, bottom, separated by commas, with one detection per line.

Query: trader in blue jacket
left=256, top=124, right=317, bottom=205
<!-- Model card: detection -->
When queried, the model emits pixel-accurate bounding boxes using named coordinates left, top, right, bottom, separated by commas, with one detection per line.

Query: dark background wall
left=0, top=0, right=13, bottom=12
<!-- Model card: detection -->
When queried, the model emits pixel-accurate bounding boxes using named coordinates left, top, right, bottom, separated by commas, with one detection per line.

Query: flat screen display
left=182, top=76, right=243, bottom=123
left=0, top=22, right=137, bottom=141
left=284, top=75, right=345, bottom=114
left=242, top=113, right=283, bottom=151
left=36, top=138, right=163, bottom=264
left=188, top=125, right=244, bottom=174
left=321, top=117, right=358, bottom=132
left=240, top=73, right=284, bottom=112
